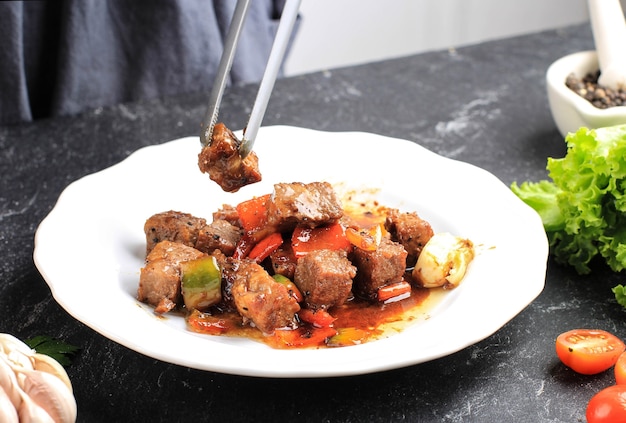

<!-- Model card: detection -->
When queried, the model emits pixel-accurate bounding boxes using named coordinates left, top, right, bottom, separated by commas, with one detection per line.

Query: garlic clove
left=4, top=349, right=35, bottom=372
left=0, top=333, right=77, bottom=423
left=0, top=386, right=19, bottom=423
left=0, top=333, right=35, bottom=357
left=19, top=369, right=77, bottom=423
left=32, top=353, right=73, bottom=393
left=18, top=393, right=56, bottom=423
left=0, top=355, right=22, bottom=409
left=412, top=232, right=475, bottom=289
left=0, top=334, right=35, bottom=372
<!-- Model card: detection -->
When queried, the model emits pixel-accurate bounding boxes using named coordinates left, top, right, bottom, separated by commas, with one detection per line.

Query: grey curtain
left=0, top=0, right=296, bottom=125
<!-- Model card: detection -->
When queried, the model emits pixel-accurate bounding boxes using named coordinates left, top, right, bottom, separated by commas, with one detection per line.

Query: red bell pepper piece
left=291, top=223, right=351, bottom=258
left=298, top=308, right=336, bottom=328
left=235, top=193, right=271, bottom=233
left=247, top=232, right=284, bottom=263
left=232, top=233, right=254, bottom=260
left=377, top=280, right=412, bottom=303
left=186, top=309, right=232, bottom=335
left=345, top=224, right=383, bottom=251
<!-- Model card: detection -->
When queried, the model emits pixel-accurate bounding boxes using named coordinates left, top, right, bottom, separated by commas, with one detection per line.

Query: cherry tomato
left=615, top=351, right=626, bottom=385
left=555, top=329, right=625, bottom=375
left=587, top=385, right=626, bottom=423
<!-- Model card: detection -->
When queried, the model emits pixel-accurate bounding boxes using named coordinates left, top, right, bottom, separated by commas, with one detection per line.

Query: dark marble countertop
left=2, top=22, right=625, bottom=422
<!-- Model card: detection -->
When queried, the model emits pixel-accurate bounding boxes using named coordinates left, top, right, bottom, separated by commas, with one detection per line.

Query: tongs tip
left=239, top=134, right=253, bottom=158
left=200, top=0, right=301, bottom=157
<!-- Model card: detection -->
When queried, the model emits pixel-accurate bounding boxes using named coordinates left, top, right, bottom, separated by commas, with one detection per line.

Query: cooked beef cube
left=138, top=240, right=205, bottom=313
left=144, top=211, right=206, bottom=254
left=198, top=122, right=262, bottom=193
left=384, top=208, right=434, bottom=264
left=270, top=244, right=298, bottom=279
left=195, top=219, right=242, bottom=256
left=294, top=249, right=356, bottom=310
left=231, top=259, right=300, bottom=334
left=212, top=204, right=241, bottom=227
left=351, top=238, right=408, bottom=300
left=266, top=182, right=344, bottom=232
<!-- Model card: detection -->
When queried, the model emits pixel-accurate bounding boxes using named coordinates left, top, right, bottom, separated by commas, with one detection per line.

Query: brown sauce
left=186, top=283, right=441, bottom=349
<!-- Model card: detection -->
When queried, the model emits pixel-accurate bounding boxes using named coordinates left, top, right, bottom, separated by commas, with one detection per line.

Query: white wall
left=284, top=0, right=593, bottom=76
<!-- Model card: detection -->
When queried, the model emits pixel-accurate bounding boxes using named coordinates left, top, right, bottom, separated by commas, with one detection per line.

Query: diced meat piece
left=269, top=244, right=298, bottom=279
left=144, top=211, right=206, bottom=254
left=138, top=240, right=205, bottom=313
left=294, top=249, right=356, bottom=310
left=351, top=238, right=408, bottom=300
left=198, top=122, right=262, bottom=192
left=266, top=182, right=343, bottom=232
left=230, top=259, right=300, bottom=334
left=195, top=219, right=242, bottom=256
left=384, top=209, right=434, bottom=265
left=212, top=204, right=241, bottom=227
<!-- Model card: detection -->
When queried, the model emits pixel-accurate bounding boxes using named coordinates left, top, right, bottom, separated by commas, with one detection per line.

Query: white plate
left=34, top=126, right=548, bottom=378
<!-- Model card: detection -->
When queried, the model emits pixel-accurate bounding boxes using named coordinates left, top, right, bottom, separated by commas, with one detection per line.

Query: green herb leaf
left=24, top=336, right=80, bottom=366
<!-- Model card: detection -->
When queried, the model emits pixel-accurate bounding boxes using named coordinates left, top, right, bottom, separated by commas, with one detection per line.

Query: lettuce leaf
left=511, top=125, right=626, bottom=285
left=613, top=285, right=626, bottom=308
left=510, top=180, right=565, bottom=232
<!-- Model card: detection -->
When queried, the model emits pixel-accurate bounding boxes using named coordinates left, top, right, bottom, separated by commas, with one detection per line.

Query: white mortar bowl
left=546, top=50, right=626, bottom=137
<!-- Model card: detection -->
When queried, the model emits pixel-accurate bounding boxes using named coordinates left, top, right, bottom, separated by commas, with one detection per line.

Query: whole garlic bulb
left=0, top=334, right=76, bottom=423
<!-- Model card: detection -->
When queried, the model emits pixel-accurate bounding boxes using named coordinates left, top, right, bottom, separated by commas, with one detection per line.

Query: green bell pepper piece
left=181, top=256, right=222, bottom=311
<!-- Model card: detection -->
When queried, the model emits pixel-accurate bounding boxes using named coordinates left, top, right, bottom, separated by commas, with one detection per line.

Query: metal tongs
left=200, top=0, right=301, bottom=158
